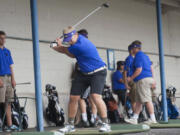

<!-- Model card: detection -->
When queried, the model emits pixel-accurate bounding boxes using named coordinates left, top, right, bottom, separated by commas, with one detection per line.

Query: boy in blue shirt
left=112, top=61, right=126, bottom=106
left=0, top=31, right=18, bottom=131
left=125, top=41, right=157, bottom=125
left=76, top=29, right=97, bottom=128
left=123, top=44, right=136, bottom=112
left=52, top=26, right=111, bottom=133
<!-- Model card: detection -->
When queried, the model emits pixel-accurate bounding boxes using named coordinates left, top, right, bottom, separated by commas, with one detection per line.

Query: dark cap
left=128, top=44, right=133, bottom=52
left=78, top=29, right=88, bottom=38
left=117, top=61, right=125, bottom=66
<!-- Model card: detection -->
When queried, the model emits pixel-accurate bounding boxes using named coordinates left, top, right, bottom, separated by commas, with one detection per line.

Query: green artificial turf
left=12, top=120, right=180, bottom=135
left=150, top=119, right=180, bottom=128
left=66, top=124, right=150, bottom=135
left=11, top=124, right=150, bottom=135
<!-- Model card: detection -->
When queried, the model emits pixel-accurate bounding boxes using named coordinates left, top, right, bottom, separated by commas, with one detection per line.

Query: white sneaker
left=99, top=123, right=111, bottom=132
left=144, top=119, right=158, bottom=125
left=58, top=124, right=76, bottom=133
left=124, top=118, right=138, bottom=125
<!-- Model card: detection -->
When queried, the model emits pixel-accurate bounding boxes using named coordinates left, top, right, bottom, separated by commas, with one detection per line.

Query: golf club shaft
left=16, top=82, right=31, bottom=85
left=62, top=5, right=104, bottom=38
left=73, top=6, right=102, bottom=28
left=50, top=2, right=109, bottom=47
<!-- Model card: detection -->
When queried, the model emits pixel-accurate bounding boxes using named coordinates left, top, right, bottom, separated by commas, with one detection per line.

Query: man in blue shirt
left=112, top=61, right=126, bottom=106
left=52, top=26, right=111, bottom=133
left=123, top=44, right=136, bottom=113
left=0, top=31, right=17, bottom=131
left=125, top=41, right=157, bottom=125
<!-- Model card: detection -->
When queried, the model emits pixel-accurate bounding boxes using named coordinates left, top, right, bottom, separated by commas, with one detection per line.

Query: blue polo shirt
left=124, top=55, right=134, bottom=77
left=133, top=51, right=152, bottom=82
left=112, top=70, right=126, bottom=90
left=0, top=47, right=14, bottom=76
left=68, top=35, right=106, bottom=73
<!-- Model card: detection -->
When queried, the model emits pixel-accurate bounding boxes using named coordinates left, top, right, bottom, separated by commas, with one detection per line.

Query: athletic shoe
left=5, top=125, right=19, bottom=132
left=76, top=120, right=90, bottom=128
left=83, top=120, right=90, bottom=127
left=143, top=119, right=158, bottom=125
left=89, top=118, right=98, bottom=127
left=99, top=123, right=111, bottom=132
left=90, top=121, right=97, bottom=127
left=124, top=117, right=138, bottom=125
left=58, top=124, right=76, bottom=133
left=96, top=119, right=103, bottom=126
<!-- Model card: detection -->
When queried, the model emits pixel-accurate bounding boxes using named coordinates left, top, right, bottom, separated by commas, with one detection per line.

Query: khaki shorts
left=135, top=77, right=154, bottom=103
left=0, top=76, right=14, bottom=103
left=128, top=81, right=136, bottom=103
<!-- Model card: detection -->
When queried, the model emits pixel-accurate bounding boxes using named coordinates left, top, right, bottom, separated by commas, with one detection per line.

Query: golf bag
left=102, top=85, right=121, bottom=123
left=0, top=103, right=3, bottom=128
left=124, top=96, right=133, bottom=118
left=166, top=86, right=180, bottom=119
left=45, top=84, right=65, bottom=126
left=138, top=94, right=163, bottom=122
left=138, top=105, right=149, bottom=122
left=142, top=85, right=179, bottom=121
left=124, top=96, right=148, bottom=122
left=11, top=89, right=28, bottom=129
left=152, top=94, right=163, bottom=121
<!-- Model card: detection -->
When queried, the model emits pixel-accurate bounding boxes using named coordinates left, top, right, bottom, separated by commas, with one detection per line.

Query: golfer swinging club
left=51, top=26, right=111, bottom=133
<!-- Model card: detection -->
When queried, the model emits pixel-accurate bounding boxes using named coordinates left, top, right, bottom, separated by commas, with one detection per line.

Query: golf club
left=50, top=2, right=109, bottom=48
left=73, top=3, right=109, bottom=28
left=16, top=82, right=31, bottom=85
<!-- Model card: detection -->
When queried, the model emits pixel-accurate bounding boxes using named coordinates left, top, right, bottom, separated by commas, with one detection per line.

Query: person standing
left=52, top=26, right=111, bottom=133
left=0, top=31, right=18, bottom=131
left=72, top=62, right=97, bottom=128
left=112, top=61, right=126, bottom=106
left=125, top=41, right=157, bottom=125
left=76, top=29, right=97, bottom=127
left=123, top=44, right=136, bottom=113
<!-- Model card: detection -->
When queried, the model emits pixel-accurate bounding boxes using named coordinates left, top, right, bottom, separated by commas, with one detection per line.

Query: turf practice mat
left=65, top=124, right=150, bottom=135
left=11, top=124, right=150, bottom=135
left=150, top=119, right=180, bottom=128
left=11, top=119, right=180, bottom=135
left=11, top=132, right=55, bottom=135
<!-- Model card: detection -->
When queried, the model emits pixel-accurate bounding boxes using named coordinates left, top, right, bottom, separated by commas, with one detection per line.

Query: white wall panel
left=0, top=0, right=180, bottom=127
